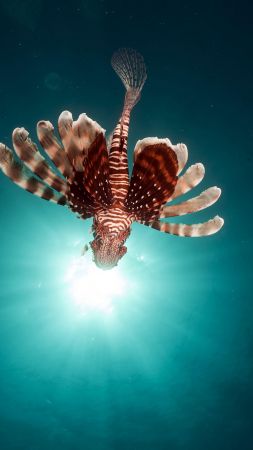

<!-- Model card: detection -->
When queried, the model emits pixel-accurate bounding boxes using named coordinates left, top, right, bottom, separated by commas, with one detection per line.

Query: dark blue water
left=0, top=1, right=252, bottom=449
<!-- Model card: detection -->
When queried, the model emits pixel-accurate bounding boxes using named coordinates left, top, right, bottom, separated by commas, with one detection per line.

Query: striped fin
left=67, top=170, right=96, bottom=219
left=133, top=137, right=188, bottom=175
left=0, top=143, right=67, bottom=205
left=147, top=216, right=224, bottom=237
left=111, top=48, right=147, bottom=110
left=125, top=141, right=178, bottom=222
left=171, top=143, right=188, bottom=175
left=12, top=127, right=68, bottom=194
left=133, top=137, right=173, bottom=162
left=37, top=120, right=74, bottom=179
left=169, top=163, right=205, bottom=200
left=66, top=132, right=112, bottom=219
left=83, top=132, right=112, bottom=206
left=160, top=187, right=221, bottom=218
left=58, top=111, right=105, bottom=172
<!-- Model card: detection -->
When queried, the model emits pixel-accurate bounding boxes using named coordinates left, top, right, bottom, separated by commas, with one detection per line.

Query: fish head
left=90, top=223, right=130, bottom=270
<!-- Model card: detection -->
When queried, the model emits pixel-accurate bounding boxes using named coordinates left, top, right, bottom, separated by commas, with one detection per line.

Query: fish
left=0, top=48, right=224, bottom=269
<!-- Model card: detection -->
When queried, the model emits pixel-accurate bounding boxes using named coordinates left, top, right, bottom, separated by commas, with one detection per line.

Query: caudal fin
left=111, top=48, right=147, bottom=110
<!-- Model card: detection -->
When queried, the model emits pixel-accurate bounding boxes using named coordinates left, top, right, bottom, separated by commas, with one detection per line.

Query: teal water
left=0, top=1, right=252, bottom=449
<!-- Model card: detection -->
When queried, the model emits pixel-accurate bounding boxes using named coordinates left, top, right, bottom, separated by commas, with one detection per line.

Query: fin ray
left=146, top=216, right=224, bottom=237
left=12, top=127, right=68, bottom=194
left=160, top=186, right=221, bottom=217
left=58, top=111, right=106, bottom=172
left=169, top=163, right=205, bottom=200
left=37, top=121, right=74, bottom=179
left=0, top=144, right=67, bottom=205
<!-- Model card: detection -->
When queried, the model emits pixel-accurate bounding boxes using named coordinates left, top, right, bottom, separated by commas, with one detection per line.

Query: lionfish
left=0, top=48, right=223, bottom=269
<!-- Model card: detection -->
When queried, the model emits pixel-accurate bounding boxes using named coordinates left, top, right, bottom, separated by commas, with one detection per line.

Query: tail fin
left=111, top=48, right=147, bottom=110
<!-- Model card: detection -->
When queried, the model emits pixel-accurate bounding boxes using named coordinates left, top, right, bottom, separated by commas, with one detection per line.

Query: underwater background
left=0, top=1, right=252, bottom=449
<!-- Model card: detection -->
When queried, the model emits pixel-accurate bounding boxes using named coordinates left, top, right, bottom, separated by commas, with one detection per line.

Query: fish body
left=0, top=48, right=224, bottom=269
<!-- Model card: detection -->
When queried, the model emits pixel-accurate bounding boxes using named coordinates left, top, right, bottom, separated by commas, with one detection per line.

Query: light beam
left=65, top=256, right=126, bottom=314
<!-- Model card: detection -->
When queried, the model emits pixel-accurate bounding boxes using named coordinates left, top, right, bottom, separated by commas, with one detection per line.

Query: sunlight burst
left=65, top=257, right=126, bottom=314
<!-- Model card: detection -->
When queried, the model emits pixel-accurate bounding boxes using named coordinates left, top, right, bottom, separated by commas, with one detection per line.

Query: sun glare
left=64, top=257, right=126, bottom=314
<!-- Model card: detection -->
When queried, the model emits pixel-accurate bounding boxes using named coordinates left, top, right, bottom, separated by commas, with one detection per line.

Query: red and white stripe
left=95, top=205, right=134, bottom=237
